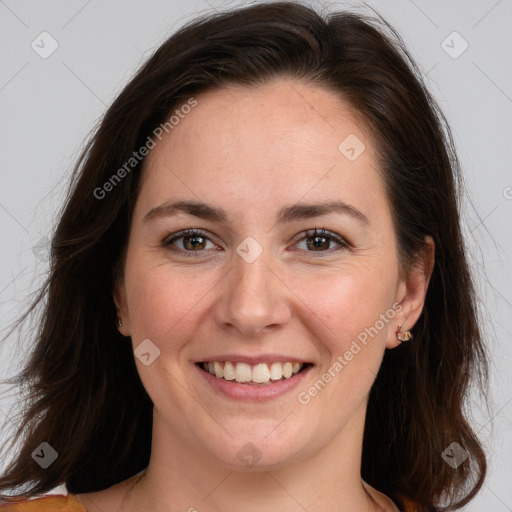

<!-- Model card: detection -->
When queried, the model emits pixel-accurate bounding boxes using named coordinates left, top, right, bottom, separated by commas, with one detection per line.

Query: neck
left=119, top=403, right=393, bottom=512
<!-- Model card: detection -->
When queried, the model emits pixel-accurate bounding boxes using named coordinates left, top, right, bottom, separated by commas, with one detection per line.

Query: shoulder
left=0, top=494, right=85, bottom=512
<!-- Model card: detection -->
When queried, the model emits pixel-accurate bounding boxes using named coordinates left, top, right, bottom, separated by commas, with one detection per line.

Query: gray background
left=0, top=0, right=510, bottom=510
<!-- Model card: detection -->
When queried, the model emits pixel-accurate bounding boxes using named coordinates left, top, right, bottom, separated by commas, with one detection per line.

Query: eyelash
left=163, top=227, right=351, bottom=258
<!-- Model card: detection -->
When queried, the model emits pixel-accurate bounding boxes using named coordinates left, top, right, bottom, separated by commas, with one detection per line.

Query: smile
left=197, top=361, right=310, bottom=385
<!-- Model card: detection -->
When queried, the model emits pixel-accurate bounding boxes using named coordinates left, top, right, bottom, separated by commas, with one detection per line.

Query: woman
left=0, top=2, right=487, bottom=511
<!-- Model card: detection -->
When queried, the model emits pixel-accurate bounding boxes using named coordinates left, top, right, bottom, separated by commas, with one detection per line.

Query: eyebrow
left=143, top=199, right=369, bottom=225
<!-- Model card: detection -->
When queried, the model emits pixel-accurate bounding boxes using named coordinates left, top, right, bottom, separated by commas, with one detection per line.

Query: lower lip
left=195, top=363, right=313, bottom=402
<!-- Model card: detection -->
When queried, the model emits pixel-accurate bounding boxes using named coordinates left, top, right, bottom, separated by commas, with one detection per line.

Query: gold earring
left=396, top=328, right=413, bottom=342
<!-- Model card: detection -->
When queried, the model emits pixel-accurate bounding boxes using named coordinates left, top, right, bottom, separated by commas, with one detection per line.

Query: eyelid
left=290, top=227, right=352, bottom=255
left=164, top=228, right=218, bottom=256
left=163, top=227, right=352, bottom=256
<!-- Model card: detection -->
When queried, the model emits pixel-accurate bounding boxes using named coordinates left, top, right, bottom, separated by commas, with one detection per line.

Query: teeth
left=214, top=361, right=224, bottom=378
left=201, top=361, right=305, bottom=384
left=282, top=362, right=293, bottom=378
left=252, top=363, right=270, bottom=383
left=235, top=362, right=252, bottom=383
left=269, top=362, right=283, bottom=380
left=223, top=361, right=235, bottom=380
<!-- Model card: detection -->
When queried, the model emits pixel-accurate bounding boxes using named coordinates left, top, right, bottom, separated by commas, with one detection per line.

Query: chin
left=200, top=432, right=308, bottom=472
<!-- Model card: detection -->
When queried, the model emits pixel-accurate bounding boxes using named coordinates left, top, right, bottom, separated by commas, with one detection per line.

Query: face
left=115, top=79, right=429, bottom=471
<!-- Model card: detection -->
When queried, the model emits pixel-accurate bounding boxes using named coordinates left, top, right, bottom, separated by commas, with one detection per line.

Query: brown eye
left=165, top=229, right=216, bottom=255
left=307, top=233, right=331, bottom=251
left=182, top=234, right=206, bottom=250
left=295, top=227, right=350, bottom=255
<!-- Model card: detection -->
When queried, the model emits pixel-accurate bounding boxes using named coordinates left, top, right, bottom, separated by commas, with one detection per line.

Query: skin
left=76, top=79, right=434, bottom=512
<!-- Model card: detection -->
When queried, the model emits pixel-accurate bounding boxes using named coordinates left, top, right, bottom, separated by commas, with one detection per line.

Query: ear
left=386, top=236, right=435, bottom=349
left=113, top=273, right=130, bottom=336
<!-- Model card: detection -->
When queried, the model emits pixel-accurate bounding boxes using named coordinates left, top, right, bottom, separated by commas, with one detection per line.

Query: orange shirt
left=0, top=492, right=421, bottom=511
left=0, top=494, right=85, bottom=511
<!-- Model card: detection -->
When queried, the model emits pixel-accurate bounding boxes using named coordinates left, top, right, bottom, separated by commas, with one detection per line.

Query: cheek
left=305, top=272, right=397, bottom=410
left=123, top=256, right=219, bottom=343
left=295, top=262, right=397, bottom=342
left=297, top=262, right=399, bottom=406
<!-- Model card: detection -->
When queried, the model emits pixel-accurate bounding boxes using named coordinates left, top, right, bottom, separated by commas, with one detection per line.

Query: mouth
left=196, top=360, right=313, bottom=386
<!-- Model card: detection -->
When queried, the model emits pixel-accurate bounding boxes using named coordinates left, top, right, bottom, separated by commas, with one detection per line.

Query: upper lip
left=195, top=354, right=313, bottom=365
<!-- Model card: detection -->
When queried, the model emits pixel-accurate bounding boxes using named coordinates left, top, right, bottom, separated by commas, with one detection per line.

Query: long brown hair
left=0, top=2, right=487, bottom=509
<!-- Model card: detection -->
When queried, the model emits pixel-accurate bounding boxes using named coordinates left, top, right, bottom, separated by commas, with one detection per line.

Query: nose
left=213, top=246, right=292, bottom=337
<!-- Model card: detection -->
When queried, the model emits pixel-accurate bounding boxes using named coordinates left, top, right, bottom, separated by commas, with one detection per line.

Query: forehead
left=136, top=79, right=386, bottom=222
